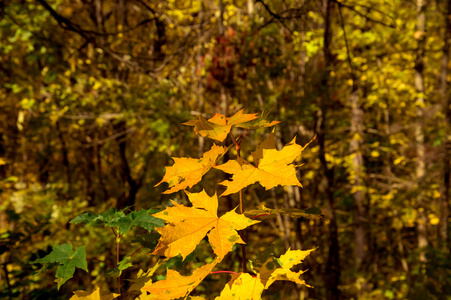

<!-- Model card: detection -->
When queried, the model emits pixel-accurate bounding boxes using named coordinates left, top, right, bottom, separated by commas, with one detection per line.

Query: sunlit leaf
left=152, top=190, right=259, bottom=261
left=215, top=273, right=264, bottom=300
left=142, top=261, right=217, bottom=299
left=215, top=136, right=315, bottom=196
left=155, top=144, right=227, bottom=194
left=183, top=109, right=259, bottom=142
left=235, top=110, right=281, bottom=129
left=216, top=247, right=315, bottom=299
left=70, top=286, right=120, bottom=300
left=127, top=261, right=162, bottom=297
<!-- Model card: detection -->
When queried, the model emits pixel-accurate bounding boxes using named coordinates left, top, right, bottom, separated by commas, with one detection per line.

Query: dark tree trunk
left=318, top=0, right=341, bottom=298
left=114, top=120, right=141, bottom=209
left=439, top=0, right=451, bottom=251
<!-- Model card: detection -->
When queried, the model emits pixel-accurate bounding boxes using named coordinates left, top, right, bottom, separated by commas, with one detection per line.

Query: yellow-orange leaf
left=183, top=109, right=259, bottom=142
left=152, top=190, right=259, bottom=261
left=142, top=261, right=217, bottom=300
left=216, top=248, right=315, bottom=299
left=70, top=287, right=119, bottom=300
left=215, top=136, right=314, bottom=196
left=215, top=273, right=264, bottom=300
left=235, top=110, right=281, bottom=129
left=258, top=248, right=315, bottom=288
left=250, top=130, right=276, bottom=164
left=155, top=144, right=226, bottom=194
left=127, top=261, right=162, bottom=297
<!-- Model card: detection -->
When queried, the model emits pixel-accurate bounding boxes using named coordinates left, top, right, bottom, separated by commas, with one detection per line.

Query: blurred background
left=1, top=0, right=450, bottom=299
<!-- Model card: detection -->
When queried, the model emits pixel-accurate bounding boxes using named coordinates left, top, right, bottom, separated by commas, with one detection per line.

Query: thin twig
left=87, top=257, right=116, bottom=269
left=130, top=245, right=145, bottom=257
left=255, top=0, right=293, bottom=33
left=210, top=270, right=238, bottom=275
left=229, top=131, right=248, bottom=273
left=251, top=213, right=271, bottom=219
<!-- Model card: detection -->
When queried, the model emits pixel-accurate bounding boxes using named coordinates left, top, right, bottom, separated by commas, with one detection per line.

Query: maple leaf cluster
left=157, top=110, right=314, bottom=197
left=41, top=109, right=317, bottom=300
left=139, top=110, right=316, bottom=299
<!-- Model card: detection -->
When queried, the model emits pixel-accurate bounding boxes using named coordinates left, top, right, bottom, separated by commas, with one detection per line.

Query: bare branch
left=333, top=0, right=396, bottom=28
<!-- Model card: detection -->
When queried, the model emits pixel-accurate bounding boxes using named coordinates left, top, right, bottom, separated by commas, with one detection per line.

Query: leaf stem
left=240, top=243, right=247, bottom=273
left=230, top=130, right=249, bottom=273
left=116, top=234, right=121, bottom=294
left=210, top=270, right=238, bottom=275
left=210, top=270, right=256, bottom=278
left=241, top=129, right=249, bottom=141
left=251, top=213, right=270, bottom=219
left=87, top=257, right=116, bottom=269
left=130, top=245, right=144, bottom=257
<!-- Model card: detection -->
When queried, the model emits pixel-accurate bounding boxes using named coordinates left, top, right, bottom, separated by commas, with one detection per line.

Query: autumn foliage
left=31, top=110, right=319, bottom=299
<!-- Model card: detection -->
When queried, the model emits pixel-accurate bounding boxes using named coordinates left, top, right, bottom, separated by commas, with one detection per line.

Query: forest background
left=1, top=0, right=451, bottom=299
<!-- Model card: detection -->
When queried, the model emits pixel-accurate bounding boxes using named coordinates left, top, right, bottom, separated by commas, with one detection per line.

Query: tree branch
left=333, top=0, right=396, bottom=28
left=255, top=0, right=293, bottom=33
left=37, top=0, right=156, bottom=37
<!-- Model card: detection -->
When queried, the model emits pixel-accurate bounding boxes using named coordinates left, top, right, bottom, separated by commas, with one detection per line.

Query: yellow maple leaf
left=155, top=144, right=226, bottom=194
left=141, top=261, right=217, bottom=299
left=215, top=273, right=264, bottom=300
left=183, top=109, right=260, bottom=142
left=70, top=286, right=120, bottom=300
left=250, top=130, right=276, bottom=164
left=258, top=248, right=315, bottom=288
left=216, top=248, right=315, bottom=300
left=234, top=110, right=281, bottom=130
left=215, top=136, right=314, bottom=196
left=127, top=261, right=162, bottom=297
left=152, top=190, right=259, bottom=261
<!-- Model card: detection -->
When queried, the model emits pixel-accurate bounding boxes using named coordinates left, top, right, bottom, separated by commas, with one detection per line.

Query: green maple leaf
left=70, top=208, right=125, bottom=227
left=31, top=243, right=88, bottom=289
left=116, top=209, right=165, bottom=234
left=107, top=256, right=134, bottom=278
left=71, top=208, right=164, bottom=235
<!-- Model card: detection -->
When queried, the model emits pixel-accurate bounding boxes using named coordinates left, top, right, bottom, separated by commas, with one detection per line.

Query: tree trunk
left=338, top=1, right=368, bottom=272
left=414, top=0, right=428, bottom=263
left=114, top=121, right=139, bottom=209
left=439, top=0, right=451, bottom=251
left=56, top=121, right=71, bottom=193
left=349, top=89, right=367, bottom=270
left=319, top=0, right=341, bottom=298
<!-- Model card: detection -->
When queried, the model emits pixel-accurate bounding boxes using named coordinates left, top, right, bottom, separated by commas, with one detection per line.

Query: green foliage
left=70, top=208, right=165, bottom=236
left=107, top=257, right=133, bottom=278
left=31, top=244, right=88, bottom=289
